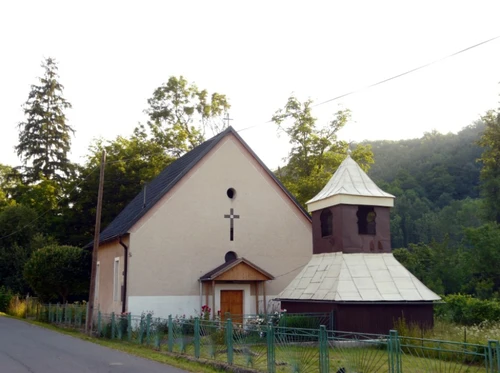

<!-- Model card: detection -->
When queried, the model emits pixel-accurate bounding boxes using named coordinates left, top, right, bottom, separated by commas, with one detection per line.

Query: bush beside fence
left=25, top=305, right=500, bottom=373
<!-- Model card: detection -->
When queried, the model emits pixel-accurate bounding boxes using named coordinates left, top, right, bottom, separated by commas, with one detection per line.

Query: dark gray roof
left=88, top=126, right=310, bottom=247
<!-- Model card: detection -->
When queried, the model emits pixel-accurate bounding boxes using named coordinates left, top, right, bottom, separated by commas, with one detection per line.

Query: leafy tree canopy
left=24, top=245, right=90, bottom=302
left=0, top=164, right=17, bottom=209
left=61, top=128, right=174, bottom=247
left=0, top=205, right=55, bottom=294
left=145, top=75, right=230, bottom=157
left=463, top=223, right=500, bottom=299
left=272, top=95, right=374, bottom=207
left=477, top=107, right=500, bottom=223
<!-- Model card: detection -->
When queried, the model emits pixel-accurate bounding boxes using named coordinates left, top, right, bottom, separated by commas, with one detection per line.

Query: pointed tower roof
left=306, top=155, right=395, bottom=212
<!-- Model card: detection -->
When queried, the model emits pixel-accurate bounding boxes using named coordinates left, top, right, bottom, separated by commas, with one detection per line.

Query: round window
left=227, top=188, right=236, bottom=199
left=225, top=251, right=237, bottom=262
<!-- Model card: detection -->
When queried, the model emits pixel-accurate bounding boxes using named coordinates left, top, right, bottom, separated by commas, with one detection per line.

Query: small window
left=95, top=262, right=100, bottom=300
left=357, top=206, right=376, bottom=235
left=225, top=251, right=237, bottom=262
left=227, top=188, right=236, bottom=199
left=113, top=258, right=120, bottom=302
left=320, top=209, right=333, bottom=237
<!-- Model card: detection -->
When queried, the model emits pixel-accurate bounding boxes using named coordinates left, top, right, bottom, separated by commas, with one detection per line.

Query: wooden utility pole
left=86, top=150, right=106, bottom=334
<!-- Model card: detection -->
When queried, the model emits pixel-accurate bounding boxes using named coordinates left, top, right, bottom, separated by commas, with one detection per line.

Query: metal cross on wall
left=224, top=208, right=240, bottom=241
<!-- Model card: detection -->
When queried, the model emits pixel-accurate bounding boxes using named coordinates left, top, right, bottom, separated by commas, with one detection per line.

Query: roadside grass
left=1, top=314, right=224, bottom=373
left=393, top=317, right=500, bottom=344
left=2, top=314, right=495, bottom=373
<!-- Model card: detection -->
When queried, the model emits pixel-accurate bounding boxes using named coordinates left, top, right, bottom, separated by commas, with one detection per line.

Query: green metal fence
left=25, top=302, right=88, bottom=328
left=31, top=304, right=500, bottom=373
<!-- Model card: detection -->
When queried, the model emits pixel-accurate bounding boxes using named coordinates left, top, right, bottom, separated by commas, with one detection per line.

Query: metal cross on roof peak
left=223, top=112, right=233, bottom=128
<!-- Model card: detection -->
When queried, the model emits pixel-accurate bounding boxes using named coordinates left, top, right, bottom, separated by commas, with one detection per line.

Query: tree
left=145, top=75, right=230, bottom=157
left=0, top=205, right=54, bottom=294
left=272, top=95, right=374, bottom=207
left=60, top=127, right=174, bottom=247
left=0, top=164, right=16, bottom=209
left=394, top=240, right=470, bottom=296
left=463, top=223, right=500, bottom=298
left=16, top=57, right=74, bottom=183
left=23, top=245, right=90, bottom=302
left=477, top=107, right=500, bottom=223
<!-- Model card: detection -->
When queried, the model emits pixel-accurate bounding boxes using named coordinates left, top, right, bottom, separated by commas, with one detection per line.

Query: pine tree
left=16, top=57, right=74, bottom=183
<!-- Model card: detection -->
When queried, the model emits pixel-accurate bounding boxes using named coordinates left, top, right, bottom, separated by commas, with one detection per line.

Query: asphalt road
left=0, top=316, right=188, bottom=373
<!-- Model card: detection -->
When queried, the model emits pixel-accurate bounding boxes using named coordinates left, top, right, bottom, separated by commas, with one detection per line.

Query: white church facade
left=93, top=127, right=312, bottom=319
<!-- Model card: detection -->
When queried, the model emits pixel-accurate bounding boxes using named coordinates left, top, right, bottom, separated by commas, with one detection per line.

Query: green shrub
left=436, top=294, right=500, bottom=325
left=210, top=328, right=226, bottom=345
left=279, top=315, right=321, bottom=329
left=0, top=287, right=13, bottom=313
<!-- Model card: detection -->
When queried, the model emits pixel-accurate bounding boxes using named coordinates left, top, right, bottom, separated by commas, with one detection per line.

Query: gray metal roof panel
left=276, top=253, right=441, bottom=302
left=307, top=155, right=395, bottom=204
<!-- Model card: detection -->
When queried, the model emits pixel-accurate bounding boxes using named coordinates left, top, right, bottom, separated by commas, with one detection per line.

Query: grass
left=2, top=312, right=496, bottom=373
left=130, top=331, right=491, bottom=373
left=393, top=317, right=500, bottom=345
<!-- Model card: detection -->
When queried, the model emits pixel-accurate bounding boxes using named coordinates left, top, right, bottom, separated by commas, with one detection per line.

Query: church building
left=93, top=127, right=313, bottom=319
left=276, top=154, right=441, bottom=334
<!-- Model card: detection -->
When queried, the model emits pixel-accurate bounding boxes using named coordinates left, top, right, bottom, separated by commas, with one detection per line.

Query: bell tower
left=306, top=155, right=395, bottom=254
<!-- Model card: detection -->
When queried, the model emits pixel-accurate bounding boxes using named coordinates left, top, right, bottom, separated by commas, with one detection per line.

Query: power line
left=312, top=34, right=500, bottom=108
left=237, top=34, right=500, bottom=134
left=274, top=264, right=306, bottom=279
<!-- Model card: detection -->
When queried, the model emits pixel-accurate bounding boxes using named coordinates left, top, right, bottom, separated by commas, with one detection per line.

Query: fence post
left=153, top=317, right=161, bottom=350
left=319, top=325, right=329, bottom=373
left=389, top=330, right=402, bottom=373
left=496, top=341, right=500, bottom=373
left=267, top=322, right=276, bottom=373
left=97, top=310, right=102, bottom=337
left=111, top=312, right=116, bottom=339
left=194, top=317, right=200, bottom=358
left=226, top=318, right=234, bottom=365
left=487, top=340, right=499, bottom=373
left=127, top=313, right=132, bottom=341
left=146, top=313, right=151, bottom=345
left=168, top=315, right=173, bottom=352
left=85, top=302, right=89, bottom=331
left=77, top=306, right=81, bottom=328
left=48, top=303, right=52, bottom=323
left=495, top=341, right=500, bottom=373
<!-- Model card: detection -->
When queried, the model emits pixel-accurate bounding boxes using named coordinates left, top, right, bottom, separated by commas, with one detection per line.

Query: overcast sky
left=1, top=0, right=500, bottom=170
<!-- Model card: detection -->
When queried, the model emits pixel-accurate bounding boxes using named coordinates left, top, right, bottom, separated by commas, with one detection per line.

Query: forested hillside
left=367, top=122, right=484, bottom=202
left=365, top=122, right=485, bottom=248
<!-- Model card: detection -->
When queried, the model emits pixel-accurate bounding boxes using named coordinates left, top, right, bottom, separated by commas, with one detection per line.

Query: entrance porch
left=199, top=257, right=274, bottom=320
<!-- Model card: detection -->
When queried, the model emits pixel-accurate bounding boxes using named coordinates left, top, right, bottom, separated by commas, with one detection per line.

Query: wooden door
left=220, top=290, right=243, bottom=321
